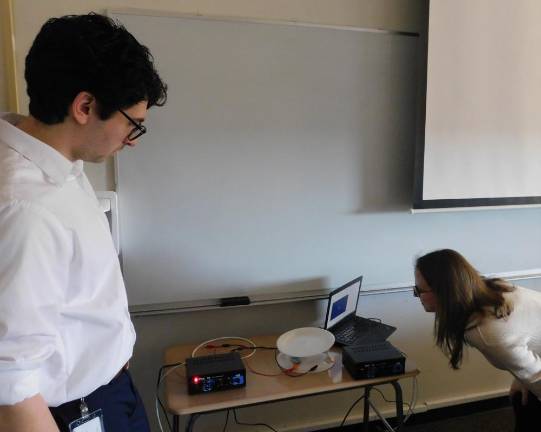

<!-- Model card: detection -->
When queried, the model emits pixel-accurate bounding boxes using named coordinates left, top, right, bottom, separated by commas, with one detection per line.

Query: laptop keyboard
left=335, top=323, right=372, bottom=344
left=336, top=327, right=357, bottom=342
left=334, top=319, right=394, bottom=345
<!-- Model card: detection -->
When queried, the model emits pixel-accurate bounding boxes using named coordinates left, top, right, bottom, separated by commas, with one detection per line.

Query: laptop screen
left=324, top=276, right=363, bottom=329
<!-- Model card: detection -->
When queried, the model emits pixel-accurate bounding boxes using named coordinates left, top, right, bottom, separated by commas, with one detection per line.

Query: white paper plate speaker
left=277, top=327, right=335, bottom=358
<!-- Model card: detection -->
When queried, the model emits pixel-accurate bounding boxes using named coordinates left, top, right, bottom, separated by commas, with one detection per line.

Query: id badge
left=68, top=409, right=105, bottom=432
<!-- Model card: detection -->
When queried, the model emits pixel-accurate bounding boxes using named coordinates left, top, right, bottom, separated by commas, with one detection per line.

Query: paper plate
left=277, top=327, right=335, bottom=358
left=276, top=351, right=335, bottom=373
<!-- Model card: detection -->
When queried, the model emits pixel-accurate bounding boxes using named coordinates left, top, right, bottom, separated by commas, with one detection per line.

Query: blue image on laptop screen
left=330, top=295, right=348, bottom=320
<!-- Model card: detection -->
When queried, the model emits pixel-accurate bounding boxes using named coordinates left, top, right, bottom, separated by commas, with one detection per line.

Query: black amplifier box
left=186, top=352, right=246, bottom=394
left=342, top=341, right=405, bottom=380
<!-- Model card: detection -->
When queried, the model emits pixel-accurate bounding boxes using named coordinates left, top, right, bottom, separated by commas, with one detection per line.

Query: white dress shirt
left=465, top=286, right=541, bottom=399
left=0, top=113, right=136, bottom=406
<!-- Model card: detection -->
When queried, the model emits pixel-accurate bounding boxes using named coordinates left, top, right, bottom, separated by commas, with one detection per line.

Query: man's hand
left=509, top=378, right=529, bottom=406
left=0, top=394, right=60, bottom=432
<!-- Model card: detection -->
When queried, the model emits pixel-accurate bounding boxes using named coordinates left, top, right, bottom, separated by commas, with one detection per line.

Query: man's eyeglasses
left=119, top=109, right=147, bottom=141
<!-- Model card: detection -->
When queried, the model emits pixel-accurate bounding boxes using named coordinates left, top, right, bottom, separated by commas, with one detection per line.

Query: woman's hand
left=509, top=379, right=529, bottom=406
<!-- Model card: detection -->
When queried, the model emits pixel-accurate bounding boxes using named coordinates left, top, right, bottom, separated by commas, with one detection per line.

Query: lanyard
left=79, top=397, right=89, bottom=418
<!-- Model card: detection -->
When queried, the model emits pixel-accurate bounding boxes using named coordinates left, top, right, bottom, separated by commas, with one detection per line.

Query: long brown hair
left=415, top=249, right=514, bottom=369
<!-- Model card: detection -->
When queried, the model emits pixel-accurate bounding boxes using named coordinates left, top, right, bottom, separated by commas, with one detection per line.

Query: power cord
left=222, top=409, right=230, bottom=432
left=156, top=362, right=185, bottom=432
left=366, top=398, right=395, bottom=432
left=192, top=336, right=258, bottom=359
left=340, top=394, right=366, bottom=427
left=339, top=375, right=418, bottom=430
left=370, top=375, right=418, bottom=426
left=233, top=408, right=279, bottom=432
left=371, top=387, right=413, bottom=423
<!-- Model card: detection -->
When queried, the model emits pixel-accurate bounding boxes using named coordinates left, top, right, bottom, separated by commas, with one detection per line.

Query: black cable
left=217, top=344, right=278, bottom=351
left=156, top=367, right=173, bottom=432
left=340, top=394, right=366, bottom=427
left=157, top=396, right=172, bottom=432
left=156, top=362, right=184, bottom=432
left=222, top=409, right=230, bottom=432
left=156, top=362, right=185, bottom=388
left=371, top=387, right=413, bottom=418
left=339, top=386, right=413, bottom=431
left=233, top=409, right=279, bottom=432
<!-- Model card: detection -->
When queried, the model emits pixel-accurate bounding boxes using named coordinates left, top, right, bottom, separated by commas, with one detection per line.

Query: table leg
left=363, top=386, right=372, bottom=432
left=173, top=415, right=179, bottom=432
left=390, top=381, right=404, bottom=430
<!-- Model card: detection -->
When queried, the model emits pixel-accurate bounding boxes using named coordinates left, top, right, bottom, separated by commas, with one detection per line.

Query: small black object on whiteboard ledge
left=220, top=296, right=251, bottom=307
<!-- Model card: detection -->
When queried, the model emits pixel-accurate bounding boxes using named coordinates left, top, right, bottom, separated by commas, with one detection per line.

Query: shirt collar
left=0, top=112, right=84, bottom=184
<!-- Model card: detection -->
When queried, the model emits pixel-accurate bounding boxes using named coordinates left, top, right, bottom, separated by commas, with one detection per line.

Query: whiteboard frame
left=107, top=8, right=419, bottom=38
left=129, top=269, right=541, bottom=316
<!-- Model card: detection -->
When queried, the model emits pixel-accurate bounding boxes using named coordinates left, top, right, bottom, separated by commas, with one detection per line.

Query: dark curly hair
left=25, top=13, right=167, bottom=124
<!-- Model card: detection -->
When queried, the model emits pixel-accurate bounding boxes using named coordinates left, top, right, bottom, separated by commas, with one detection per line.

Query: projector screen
left=413, top=0, right=541, bottom=210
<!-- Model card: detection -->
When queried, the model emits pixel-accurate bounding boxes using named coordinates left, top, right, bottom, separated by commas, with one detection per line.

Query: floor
left=400, top=406, right=513, bottom=432
left=323, top=396, right=514, bottom=432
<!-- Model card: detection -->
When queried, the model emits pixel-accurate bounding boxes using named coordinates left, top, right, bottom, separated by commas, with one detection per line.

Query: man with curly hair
left=0, top=13, right=167, bottom=431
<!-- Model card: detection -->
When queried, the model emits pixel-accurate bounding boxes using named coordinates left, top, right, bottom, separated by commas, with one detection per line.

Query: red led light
left=192, top=376, right=200, bottom=384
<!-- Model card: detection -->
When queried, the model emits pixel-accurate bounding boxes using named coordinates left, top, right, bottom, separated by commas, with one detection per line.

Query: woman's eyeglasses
left=413, top=285, right=432, bottom=297
left=119, top=109, right=147, bottom=141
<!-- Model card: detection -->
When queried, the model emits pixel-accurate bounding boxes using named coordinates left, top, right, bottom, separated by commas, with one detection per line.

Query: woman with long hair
left=415, top=249, right=541, bottom=431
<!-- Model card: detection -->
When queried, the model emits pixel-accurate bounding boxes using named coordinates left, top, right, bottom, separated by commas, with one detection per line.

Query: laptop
left=324, top=276, right=396, bottom=346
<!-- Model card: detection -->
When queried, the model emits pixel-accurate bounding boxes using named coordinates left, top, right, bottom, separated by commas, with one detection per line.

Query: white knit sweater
left=465, top=286, right=541, bottom=398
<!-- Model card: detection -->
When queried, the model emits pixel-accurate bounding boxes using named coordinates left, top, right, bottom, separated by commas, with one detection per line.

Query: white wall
left=0, top=53, right=5, bottom=112
left=2, top=2, right=526, bottom=431
left=0, top=1, right=9, bottom=112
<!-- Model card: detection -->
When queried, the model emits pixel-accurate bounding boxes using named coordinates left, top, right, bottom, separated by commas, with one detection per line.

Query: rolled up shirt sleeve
left=0, top=201, right=70, bottom=405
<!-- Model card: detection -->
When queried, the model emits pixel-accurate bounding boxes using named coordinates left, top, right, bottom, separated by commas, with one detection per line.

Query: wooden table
left=163, top=335, right=419, bottom=431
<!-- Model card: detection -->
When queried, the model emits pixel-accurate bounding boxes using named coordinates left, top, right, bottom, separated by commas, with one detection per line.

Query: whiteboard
left=112, top=10, right=541, bottom=307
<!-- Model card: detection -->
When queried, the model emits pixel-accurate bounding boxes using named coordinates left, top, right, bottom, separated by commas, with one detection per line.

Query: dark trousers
left=511, top=390, right=541, bottom=432
left=49, top=370, right=150, bottom=432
